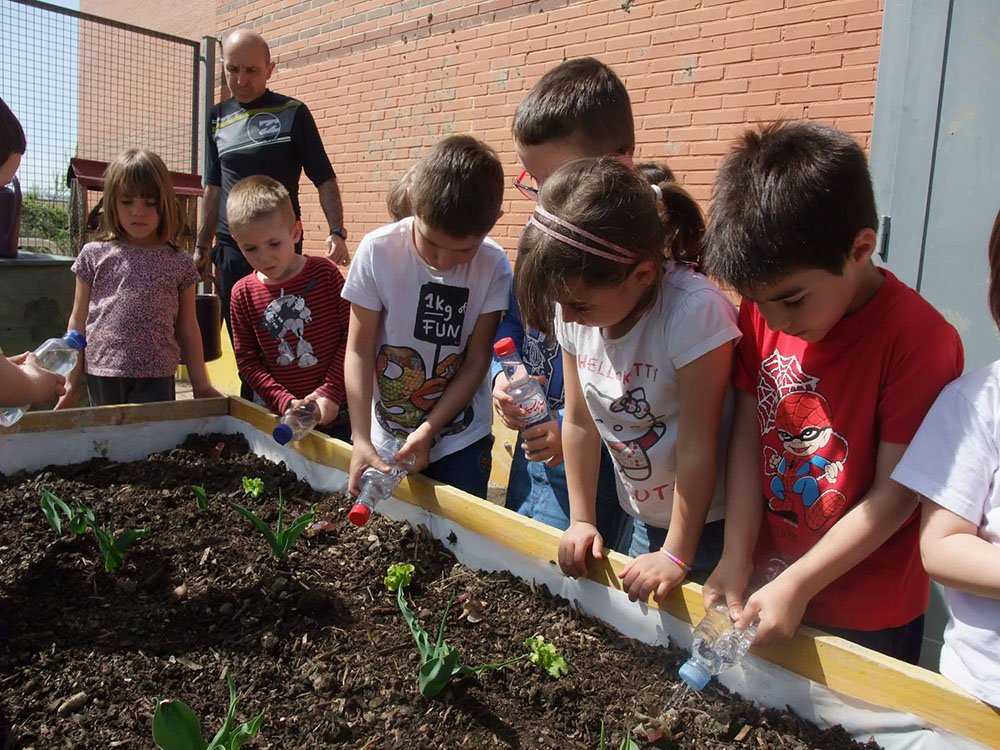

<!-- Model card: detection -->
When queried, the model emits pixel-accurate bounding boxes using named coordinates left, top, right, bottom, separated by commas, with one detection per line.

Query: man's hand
left=325, top=234, right=350, bottom=265
left=193, top=245, right=212, bottom=279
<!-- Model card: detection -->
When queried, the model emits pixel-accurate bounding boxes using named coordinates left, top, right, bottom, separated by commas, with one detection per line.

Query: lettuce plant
left=241, top=477, right=264, bottom=500
left=152, top=673, right=264, bottom=750
left=230, top=489, right=315, bottom=560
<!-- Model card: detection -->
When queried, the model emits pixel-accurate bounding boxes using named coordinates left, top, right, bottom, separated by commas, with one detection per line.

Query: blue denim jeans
left=504, top=441, right=631, bottom=553
left=422, top=433, right=494, bottom=500
left=626, top=518, right=726, bottom=584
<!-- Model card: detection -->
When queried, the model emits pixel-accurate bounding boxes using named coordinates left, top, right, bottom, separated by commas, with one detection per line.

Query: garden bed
left=0, top=432, right=874, bottom=749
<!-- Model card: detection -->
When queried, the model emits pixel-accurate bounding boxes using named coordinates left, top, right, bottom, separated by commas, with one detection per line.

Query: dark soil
left=0, top=434, right=879, bottom=749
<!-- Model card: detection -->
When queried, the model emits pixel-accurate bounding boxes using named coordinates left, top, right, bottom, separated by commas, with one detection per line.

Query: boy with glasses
left=493, top=57, right=636, bottom=553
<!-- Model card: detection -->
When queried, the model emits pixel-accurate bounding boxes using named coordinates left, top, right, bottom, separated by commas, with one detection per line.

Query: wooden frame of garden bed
left=3, top=396, right=997, bottom=748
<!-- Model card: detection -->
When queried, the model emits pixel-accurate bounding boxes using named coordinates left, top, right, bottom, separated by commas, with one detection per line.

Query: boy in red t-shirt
left=228, top=175, right=350, bottom=441
left=701, top=122, right=963, bottom=663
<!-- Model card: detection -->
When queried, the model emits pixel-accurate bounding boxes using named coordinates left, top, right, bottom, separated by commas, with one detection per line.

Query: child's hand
left=396, top=423, right=433, bottom=474
left=16, top=353, right=67, bottom=405
left=295, top=394, right=340, bottom=425
left=558, top=521, right=604, bottom=578
left=618, top=551, right=687, bottom=605
left=192, top=382, right=222, bottom=399
left=736, top=573, right=807, bottom=646
left=348, top=440, right=390, bottom=497
left=520, top=418, right=563, bottom=467
left=702, top=554, right=754, bottom=623
left=491, top=372, right=548, bottom=430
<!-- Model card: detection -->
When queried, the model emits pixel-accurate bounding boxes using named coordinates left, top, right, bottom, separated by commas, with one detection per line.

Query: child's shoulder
left=870, top=270, right=960, bottom=349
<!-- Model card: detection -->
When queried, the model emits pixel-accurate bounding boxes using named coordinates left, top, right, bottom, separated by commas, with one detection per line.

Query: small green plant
left=385, top=563, right=566, bottom=698
left=191, top=485, right=209, bottom=510
left=152, top=673, right=264, bottom=750
left=40, top=488, right=148, bottom=573
left=525, top=635, right=569, bottom=678
left=598, top=722, right=640, bottom=750
left=230, top=489, right=316, bottom=560
left=241, top=477, right=264, bottom=500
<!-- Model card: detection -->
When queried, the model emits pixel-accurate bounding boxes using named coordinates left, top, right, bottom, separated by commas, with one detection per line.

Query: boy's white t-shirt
left=892, top=360, right=1000, bottom=706
left=342, top=217, right=511, bottom=463
left=556, top=262, right=740, bottom=528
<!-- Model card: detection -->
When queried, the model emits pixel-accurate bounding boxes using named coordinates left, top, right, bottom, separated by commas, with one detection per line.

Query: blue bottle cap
left=64, top=330, right=87, bottom=351
left=272, top=423, right=293, bottom=445
left=678, top=658, right=711, bottom=691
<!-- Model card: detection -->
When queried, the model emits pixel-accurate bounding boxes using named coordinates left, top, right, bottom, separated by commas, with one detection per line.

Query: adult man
left=195, top=29, right=349, bottom=336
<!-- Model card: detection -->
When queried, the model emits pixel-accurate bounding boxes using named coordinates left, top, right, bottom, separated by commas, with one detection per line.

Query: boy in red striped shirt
left=228, top=175, right=350, bottom=440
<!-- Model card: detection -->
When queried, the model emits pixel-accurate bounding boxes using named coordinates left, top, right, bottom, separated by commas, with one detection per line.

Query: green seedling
left=152, top=672, right=264, bottom=750
left=241, top=476, right=264, bottom=500
left=525, top=635, right=568, bottom=678
left=230, top=489, right=316, bottom=559
left=385, top=563, right=564, bottom=698
left=598, top=722, right=640, bottom=750
left=191, top=485, right=209, bottom=510
left=39, top=488, right=147, bottom=573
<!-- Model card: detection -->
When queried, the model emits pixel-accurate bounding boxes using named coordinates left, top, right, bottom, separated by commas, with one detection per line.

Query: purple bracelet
left=661, top=548, right=692, bottom=574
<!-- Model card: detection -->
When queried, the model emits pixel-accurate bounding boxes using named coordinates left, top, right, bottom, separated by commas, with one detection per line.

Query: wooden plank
left=2, top=397, right=229, bottom=434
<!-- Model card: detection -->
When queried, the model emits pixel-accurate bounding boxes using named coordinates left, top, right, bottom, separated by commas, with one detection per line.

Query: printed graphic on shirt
left=758, top=351, right=849, bottom=532
left=414, top=282, right=469, bottom=346
left=523, top=330, right=563, bottom=409
left=586, top=384, right=666, bottom=482
left=375, top=345, right=471, bottom=441
left=259, top=287, right=318, bottom=368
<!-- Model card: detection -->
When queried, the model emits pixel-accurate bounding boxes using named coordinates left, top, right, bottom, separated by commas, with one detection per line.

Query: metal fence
left=0, top=0, right=200, bottom=253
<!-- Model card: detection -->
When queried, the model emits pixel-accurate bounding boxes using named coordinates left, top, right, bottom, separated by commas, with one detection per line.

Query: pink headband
left=529, top=205, right=639, bottom=265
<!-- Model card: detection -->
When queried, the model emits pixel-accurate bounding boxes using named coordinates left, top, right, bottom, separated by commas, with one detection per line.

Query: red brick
left=845, top=12, right=884, bottom=32
left=779, top=52, right=842, bottom=73
left=810, top=66, right=874, bottom=85
left=779, top=85, right=841, bottom=104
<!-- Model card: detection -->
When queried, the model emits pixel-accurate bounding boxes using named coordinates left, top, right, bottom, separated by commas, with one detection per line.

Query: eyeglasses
left=513, top=170, right=539, bottom=201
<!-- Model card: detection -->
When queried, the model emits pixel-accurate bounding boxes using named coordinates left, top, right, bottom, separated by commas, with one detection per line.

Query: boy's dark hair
left=515, top=157, right=704, bottom=338
left=989, top=208, right=1000, bottom=329
left=0, top=97, right=27, bottom=166
left=512, top=57, right=635, bottom=157
left=703, top=121, right=879, bottom=294
left=409, top=135, right=503, bottom=237
left=636, top=161, right=675, bottom=185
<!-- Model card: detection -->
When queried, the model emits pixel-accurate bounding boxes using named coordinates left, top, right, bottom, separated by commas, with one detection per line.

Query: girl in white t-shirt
left=892, top=209, right=1000, bottom=707
left=514, top=157, right=739, bottom=606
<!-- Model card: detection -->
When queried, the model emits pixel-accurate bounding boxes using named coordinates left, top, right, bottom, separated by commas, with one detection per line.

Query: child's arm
left=0, top=353, right=66, bottom=407
left=176, top=284, right=221, bottom=399
left=703, top=390, right=764, bottom=618
left=738, top=440, right=918, bottom=643
left=55, top=277, right=91, bottom=410
left=619, top=343, right=732, bottom=605
left=345, top=303, right=390, bottom=496
left=396, top=311, right=502, bottom=473
left=921, top=501, right=1000, bottom=599
left=557, top=349, right=605, bottom=578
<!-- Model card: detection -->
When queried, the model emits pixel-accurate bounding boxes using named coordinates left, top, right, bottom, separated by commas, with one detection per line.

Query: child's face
left=115, top=193, right=160, bottom=246
left=0, top=151, right=21, bottom=186
left=747, top=246, right=881, bottom=343
left=231, top=213, right=304, bottom=284
left=556, top=262, right=657, bottom=338
left=412, top=217, right=484, bottom=272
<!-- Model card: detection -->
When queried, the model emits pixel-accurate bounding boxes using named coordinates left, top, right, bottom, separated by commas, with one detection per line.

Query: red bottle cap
left=348, top=502, right=372, bottom=526
left=493, top=337, right=515, bottom=357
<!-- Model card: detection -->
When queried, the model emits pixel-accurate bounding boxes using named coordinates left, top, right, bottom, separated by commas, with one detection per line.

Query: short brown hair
left=409, top=135, right=503, bottom=238
left=0, top=97, right=26, bottom=166
left=512, top=57, right=635, bottom=157
left=988, top=209, right=1000, bottom=329
left=227, top=175, right=296, bottom=231
left=100, top=149, right=182, bottom=245
left=386, top=164, right=415, bottom=222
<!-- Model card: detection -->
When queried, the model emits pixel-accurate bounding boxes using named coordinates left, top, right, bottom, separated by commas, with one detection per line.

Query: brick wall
left=81, top=0, right=884, bottom=261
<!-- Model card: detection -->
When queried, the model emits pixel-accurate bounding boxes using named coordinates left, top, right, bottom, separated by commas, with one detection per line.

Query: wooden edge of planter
left=227, top=397, right=353, bottom=468
left=4, top=397, right=230, bottom=434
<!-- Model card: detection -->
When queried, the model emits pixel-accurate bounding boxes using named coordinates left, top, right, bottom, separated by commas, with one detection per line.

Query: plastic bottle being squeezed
left=678, top=556, right=789, bottom=691
left=348, top=436, right=415, bottom=526
left=492, top=337, right=553, bottom=428
left=1, top=330, right=86, bottom=428
left=272, top=401, right=321, bottom=445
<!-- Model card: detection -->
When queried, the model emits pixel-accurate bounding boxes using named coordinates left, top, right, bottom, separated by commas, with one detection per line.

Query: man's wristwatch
left=329, top=226, right=347, bottom=241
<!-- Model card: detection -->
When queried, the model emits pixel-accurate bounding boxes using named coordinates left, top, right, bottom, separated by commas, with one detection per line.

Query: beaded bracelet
left=661, top=548, right=692, bottom=574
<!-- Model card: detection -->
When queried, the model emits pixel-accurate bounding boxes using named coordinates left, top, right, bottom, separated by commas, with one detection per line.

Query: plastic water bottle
left=1, top=330, right=86, bottom=427
left=272, top=401, right=320, bottom=445
left=348, top=436, right=415, bottom=526
left=679, top=556, right=789, bottom=690
left=492, top=337, right=553, bottom=428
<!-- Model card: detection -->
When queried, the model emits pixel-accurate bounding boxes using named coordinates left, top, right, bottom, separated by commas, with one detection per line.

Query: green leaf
left=39, top=488, right=72, bottom=536
left=152, top=698, right=208, bottom=750
left=619, top=737, right=640, bottom=750
left=397, top=584, right=434, bottom=661
left=69, top=502, right=93, bottom=535
left=525, top=635, right=568, bottom=678
left=230, top=501, right=280, bottom=556
left=277, top=504, right=316, bottom=557
left=227, top=711, right=265, bottom=750
left=191, top=485, right=209, bottom=511
left=240, top=477, right=263, bottom=500
left=384, top=563, right=415, bottom=592
left=418, top=647, right=464, bottom=698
